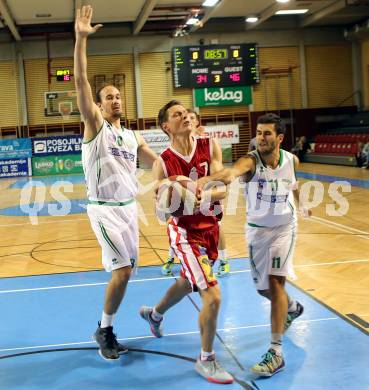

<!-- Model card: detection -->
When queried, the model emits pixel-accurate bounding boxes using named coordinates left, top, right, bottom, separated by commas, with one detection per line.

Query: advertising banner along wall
left=32, top=135, right=82, bottom=156
left=0, top=138, right=32, bottom=160
left=32, top=154, right=83, bottom=176
left=0, top=158, right=32, bottom=178
left=194, top=86, right=252, bottom=107
left=139, top=124, right=239, bottom=163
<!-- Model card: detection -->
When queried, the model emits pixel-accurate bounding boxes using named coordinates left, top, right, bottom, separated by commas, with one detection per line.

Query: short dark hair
left=187, top=108, right=199, bottom=120
left=95, top=84, right=118, bottom=104
left=257, top=113, right=286, bottom=135
left=158, top=99, right=182, bottom=129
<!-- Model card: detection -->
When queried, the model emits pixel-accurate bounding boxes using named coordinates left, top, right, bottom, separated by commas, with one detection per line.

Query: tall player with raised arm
left=74, top=5, right=157, bottom=361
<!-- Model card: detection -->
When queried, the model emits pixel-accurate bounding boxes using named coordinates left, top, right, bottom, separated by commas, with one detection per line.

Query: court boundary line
left=287, top=279, right=369, bottom=336
left=310, top=215, right=369, bottom=240
left=0, top=317, right=338, bottom=354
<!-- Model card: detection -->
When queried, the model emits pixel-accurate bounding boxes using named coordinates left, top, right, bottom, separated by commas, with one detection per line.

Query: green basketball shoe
left=251, top=349, right=285, bottom=377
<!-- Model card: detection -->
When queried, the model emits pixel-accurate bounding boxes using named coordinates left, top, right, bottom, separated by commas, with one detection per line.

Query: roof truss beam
left=0, top=0, right=21, bottom=41
left=246, top=2, right=293, bottom=30
left=190, top=0, right=226, bottom=32
left=133, top=0, right=158, bottom=35
left=300, top=0, right=346, bottom=27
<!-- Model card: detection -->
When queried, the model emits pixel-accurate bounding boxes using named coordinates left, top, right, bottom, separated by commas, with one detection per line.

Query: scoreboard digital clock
left=173, top=44, right=259, bottom=88
left=56, top=69, right=71, bottom=81
left=204, top=49, right=228, bottom=60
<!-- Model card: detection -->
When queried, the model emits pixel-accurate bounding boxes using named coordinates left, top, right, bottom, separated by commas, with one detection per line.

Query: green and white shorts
left=87, top=200, right=138, bottom=272
left=247, top=223, right=297, bottom=290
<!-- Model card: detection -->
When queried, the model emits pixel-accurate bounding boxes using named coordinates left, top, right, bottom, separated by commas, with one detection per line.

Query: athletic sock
left=270, top=333, right=283, bottom=355
left=168, top=247, right=175, bottom=260
left=201, top=349, right=215, bottom=361
left=218, top=249, right=227, bottom=262
left=100, top=311, right=115, bottom=328
left=151, top=307, right=163, bottom=322
left=288, top=296, right=298, bottom=313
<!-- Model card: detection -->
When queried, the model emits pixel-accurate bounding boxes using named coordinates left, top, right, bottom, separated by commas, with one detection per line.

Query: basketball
left=156, top=175, right=199, bottom=221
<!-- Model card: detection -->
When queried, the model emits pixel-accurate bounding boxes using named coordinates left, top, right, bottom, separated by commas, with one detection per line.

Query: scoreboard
left=173, top=44, right=259, bottom=88
left=56, top=69, right=71, bottom=81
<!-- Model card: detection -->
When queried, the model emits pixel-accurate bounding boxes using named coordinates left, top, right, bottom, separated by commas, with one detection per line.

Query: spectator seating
left=307, top=133, right=369, bottom=166
left=314, top=133, right=369, bottom=145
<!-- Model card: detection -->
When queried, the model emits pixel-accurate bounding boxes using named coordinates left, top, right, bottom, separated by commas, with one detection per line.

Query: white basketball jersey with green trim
left=245, top=149, right=297, bottom=228
left=82, top=120, right=138, bottom=202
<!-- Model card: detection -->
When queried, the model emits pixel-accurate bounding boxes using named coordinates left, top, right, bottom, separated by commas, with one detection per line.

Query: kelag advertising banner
left=32, top=154, right=83, bottom=176
left=32, top=135, right=82, bottom=156
left=0, top=158, right=32, bottom=178
left=0, top=138, right=32, bottom=160
left=194, top=86, right=252, bottom=107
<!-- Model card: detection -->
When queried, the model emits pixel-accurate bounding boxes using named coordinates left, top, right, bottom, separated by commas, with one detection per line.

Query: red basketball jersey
left=159, top=137, right=220, bottom=230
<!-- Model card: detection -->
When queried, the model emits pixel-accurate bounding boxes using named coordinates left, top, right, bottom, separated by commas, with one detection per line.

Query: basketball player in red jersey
left=140, top=100, right=233, bottom=384
left=161, top=109, right=230, bottom=277
left=189, top=109, right=230, bottom=278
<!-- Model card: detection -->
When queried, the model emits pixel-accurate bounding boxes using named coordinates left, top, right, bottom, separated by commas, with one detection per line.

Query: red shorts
left=167, top=220, right=219, bottom=291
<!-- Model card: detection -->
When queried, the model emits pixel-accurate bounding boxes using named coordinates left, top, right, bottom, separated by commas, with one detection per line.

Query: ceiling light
left=276, top=0, right=290, bottom=3
left=203, top=0, right=219, bottom=6
left=186, top=17, right=199, bottom=25
left=246, top=16, right=258, bottom=23
left=275, top=9, right=309, bottom=15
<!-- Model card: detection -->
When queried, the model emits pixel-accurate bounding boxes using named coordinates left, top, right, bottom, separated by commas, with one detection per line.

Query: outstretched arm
left=292, top=155, right=312, bottom=217
left=74, top=5, right=103, bottom=142
left=152, top=158, right=166, bottom=193
left=209, top=138, right=223, bottom=175
left=136, top=132, right=158, bottom=167
left=200, top=138, right=227, bottom=202
left=198, top=154, right=256, bottom=188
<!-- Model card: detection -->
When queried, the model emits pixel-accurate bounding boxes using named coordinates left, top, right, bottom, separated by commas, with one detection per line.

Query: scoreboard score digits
left=173, top=44, right=259, bottom=88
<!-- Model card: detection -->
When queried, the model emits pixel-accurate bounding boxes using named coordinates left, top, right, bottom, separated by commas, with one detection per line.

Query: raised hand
left=75, top=5, right=102, bottom=38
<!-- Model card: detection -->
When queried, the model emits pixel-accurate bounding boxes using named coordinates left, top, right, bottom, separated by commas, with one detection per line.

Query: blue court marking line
left=9, top=174, right=85, bottom=188
left=296, top=171, right=369, bottom=188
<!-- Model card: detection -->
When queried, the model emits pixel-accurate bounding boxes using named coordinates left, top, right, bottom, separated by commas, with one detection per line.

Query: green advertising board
left=32, top=154, right=83, bottom=176
left=194, top=86, right=252, bottom=107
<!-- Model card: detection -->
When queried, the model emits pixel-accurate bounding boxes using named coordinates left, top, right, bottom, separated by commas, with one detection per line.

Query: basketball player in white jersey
left=74, top=5, right=157, bottom=361
left=161, top=108, right=230, bottom=278
left=200, top=113, right=311, bottom=377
